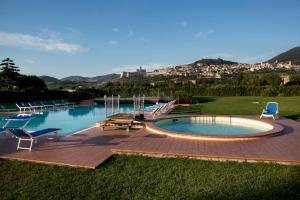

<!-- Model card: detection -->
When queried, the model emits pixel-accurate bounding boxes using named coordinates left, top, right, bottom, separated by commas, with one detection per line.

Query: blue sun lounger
left=41, top=101, right=55, bottom=108
left=28, top=102, right=44, bottom=110
left=8, top=128, right=61, bottom=151
left=260, top=102, right=279, bottom=120
left=0, top=128, right=6, bottom=133
left=16, top=103, right=32, bottom=112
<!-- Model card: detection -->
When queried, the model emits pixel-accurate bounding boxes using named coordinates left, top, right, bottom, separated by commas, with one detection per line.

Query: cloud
left=0, top=31, right=84, bottom=54
left=195, top=29, right=215, bottom=38
left=108, top=40, right=119, bottom=45
left=180, top=20, right=188, bottom=28
left=139, top=36, right=145, bottom=41
left=112, top=28, right=120, bottom=32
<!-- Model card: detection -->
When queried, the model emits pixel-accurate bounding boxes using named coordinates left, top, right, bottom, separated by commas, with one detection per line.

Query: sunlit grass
left=1, top=155, right=300, bottom=200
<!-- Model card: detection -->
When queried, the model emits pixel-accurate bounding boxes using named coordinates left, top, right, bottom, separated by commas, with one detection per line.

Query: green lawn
left=172, top=96, right=300, bottom=121
left=1, top=96, right=300, bottom=199
left=1, top=155, right=300, bottom=200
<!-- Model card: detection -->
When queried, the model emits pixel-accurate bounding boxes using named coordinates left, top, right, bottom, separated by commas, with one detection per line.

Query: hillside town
left=120, top=59, right=300, bottom=79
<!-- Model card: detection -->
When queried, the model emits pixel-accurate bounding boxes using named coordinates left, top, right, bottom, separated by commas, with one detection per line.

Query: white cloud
left=0, top=31, right=84, bottom=54
left=108, top=40, right=119, bottom=45
left=195, top=29, right=215, bottom=38
left=180, top=20, right=188, bottom=28
left=112, top=28, right=120, bottom=32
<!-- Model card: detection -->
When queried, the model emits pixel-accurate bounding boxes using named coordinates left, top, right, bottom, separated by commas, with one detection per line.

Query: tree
left=0, top=58, right=20, bottom=90
left=17, top=75, right=47, bottom=91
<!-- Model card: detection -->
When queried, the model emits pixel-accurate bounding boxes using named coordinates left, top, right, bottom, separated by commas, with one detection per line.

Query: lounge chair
left=62, top=99, right=76, bottom=106
left=144, top=104, right=164, bottom=119
left=41, top=101, right=54, bottom=108
left=8, top=128, right=61, bottom=151
left=28, top=102, right=44, bottom=110
left=0, top=128, right=6, bottom=133
left=52, top=100, right=64, bottom=106
left=0, top=105, right=16, bottom=112
left=260, top=102, right=279, bottom=120
left=16, top=103, right=32, bottom=112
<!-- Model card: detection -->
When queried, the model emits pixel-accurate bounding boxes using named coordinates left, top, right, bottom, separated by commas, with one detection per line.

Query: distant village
left=120, top=59, right=300, bottom=84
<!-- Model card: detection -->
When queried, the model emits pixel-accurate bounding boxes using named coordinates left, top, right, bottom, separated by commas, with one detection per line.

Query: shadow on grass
left=285, top=114, right=300, bottom=121
left=193, top=96, right=216, bottom=104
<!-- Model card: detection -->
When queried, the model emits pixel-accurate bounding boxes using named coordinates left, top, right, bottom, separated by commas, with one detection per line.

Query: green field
left=1, top=155, right=300, bottom=200
left=172, top=96, right=300, bottom=121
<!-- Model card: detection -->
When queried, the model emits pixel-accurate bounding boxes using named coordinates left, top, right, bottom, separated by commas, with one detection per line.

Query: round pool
left=146, top=116, right=283, bottom=141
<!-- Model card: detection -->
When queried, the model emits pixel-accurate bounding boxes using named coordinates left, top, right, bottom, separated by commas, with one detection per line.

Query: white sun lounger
left=16, top=103, right=32, bottom=112
left=8, top=128, right=61, bottom=151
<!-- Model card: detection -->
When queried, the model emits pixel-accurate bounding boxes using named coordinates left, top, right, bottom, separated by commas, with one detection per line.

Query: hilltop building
left=120, top=66, right=146, bottom=78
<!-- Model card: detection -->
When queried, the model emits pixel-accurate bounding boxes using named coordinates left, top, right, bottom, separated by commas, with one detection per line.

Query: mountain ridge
left=40, top=73, right=119, bottom=86
left=267, top=46, right=300, bottom=64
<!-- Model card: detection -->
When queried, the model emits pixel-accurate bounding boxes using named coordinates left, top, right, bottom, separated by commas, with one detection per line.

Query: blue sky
left=0, top=0, right=299, bottom=78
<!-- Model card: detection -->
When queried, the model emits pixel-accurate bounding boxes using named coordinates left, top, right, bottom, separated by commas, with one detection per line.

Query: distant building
left=120, top=66, right=146, bottom=78
left=281, top=75, right=290, bottom=85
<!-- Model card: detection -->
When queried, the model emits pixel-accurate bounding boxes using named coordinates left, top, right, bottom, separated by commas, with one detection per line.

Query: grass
left=172, top=96, right=300, bottom=121
left=1, top=155, right=300, bottom=200
left=1, top=96, right=300, bottom=199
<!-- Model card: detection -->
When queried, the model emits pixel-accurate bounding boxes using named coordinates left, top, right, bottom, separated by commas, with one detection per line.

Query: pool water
left=0, top=104, right=140, bottom=136
left=155, top=117, right=265, bottom=135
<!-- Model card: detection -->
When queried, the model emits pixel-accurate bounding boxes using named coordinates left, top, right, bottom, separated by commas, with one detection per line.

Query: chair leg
left=29, top=139, right=33, bottom=151
left=17, top=138, right=21, bottom=150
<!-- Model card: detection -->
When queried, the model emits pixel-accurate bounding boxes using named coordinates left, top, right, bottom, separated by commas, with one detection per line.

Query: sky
left=0, top=0, right=299, bottom=78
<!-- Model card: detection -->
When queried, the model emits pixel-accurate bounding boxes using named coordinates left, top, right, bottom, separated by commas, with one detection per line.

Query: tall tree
left=0, top=58, right=20, bottom=90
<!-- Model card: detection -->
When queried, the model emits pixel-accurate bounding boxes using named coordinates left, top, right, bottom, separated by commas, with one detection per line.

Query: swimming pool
left=0, top=104, right=139, bottom=136
left=147, top=116, right=283, bottom=141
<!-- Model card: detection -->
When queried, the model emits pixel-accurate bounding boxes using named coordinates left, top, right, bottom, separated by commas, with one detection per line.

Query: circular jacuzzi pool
left=146, top=116, right=283, bottom=141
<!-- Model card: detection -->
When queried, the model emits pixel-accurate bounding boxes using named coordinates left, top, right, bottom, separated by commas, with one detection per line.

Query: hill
left=61, top=74, right=119, bottom=83
left=192, top=58, right=238, bottom=66
left=39, top=76, right=60, bottom=84
left=40, top=73, right=119, bottom=88
left=267, top=46, right=300, bottom=64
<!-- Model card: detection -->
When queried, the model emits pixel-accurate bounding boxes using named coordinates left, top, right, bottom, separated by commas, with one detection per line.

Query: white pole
left=104, top=95, right=107, bottom=117
left=133, top=95, right=136, bottom=116
left=112, top=95, right=114, bottom=115
left=118, top=95, right=120, bottom=113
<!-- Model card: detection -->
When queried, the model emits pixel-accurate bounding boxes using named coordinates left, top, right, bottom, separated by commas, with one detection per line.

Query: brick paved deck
left=1, top=116, right=300, bottom=169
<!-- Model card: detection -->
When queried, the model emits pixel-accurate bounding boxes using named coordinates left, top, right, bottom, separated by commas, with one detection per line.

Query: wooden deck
left=1, top=116, right=300, bottom=169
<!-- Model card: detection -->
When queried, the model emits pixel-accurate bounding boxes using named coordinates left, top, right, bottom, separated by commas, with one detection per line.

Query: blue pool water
left=155, top=118, right=262, bottom=135
left=0, top=104, right=140, bottom=136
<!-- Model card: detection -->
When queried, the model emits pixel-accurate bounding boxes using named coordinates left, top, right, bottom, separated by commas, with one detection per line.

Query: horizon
left=0, top=0, right=300, bottom=78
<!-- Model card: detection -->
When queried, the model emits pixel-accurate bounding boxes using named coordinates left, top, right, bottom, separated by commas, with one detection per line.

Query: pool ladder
left=192, top=115, right=216, bottom=125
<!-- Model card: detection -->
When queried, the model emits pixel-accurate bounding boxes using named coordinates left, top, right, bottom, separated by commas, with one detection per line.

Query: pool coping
left=145, top=115, right=284, bottom=141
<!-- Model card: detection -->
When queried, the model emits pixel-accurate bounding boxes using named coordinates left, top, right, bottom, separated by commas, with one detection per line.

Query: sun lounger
left=41, top=101, right=54, bottom=108
left=16, top=103, right=32, bottom=112
left=28, top=102, right=44, bottom=110
left=0, top=128, right=6, bottom=133
left=62, top=99, right=76, bottom=106
left=52, top=100, right=64, bottom=106
left=8, top=128, right=61, bottom=151
left=260, top=102, right=279, bottom=120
